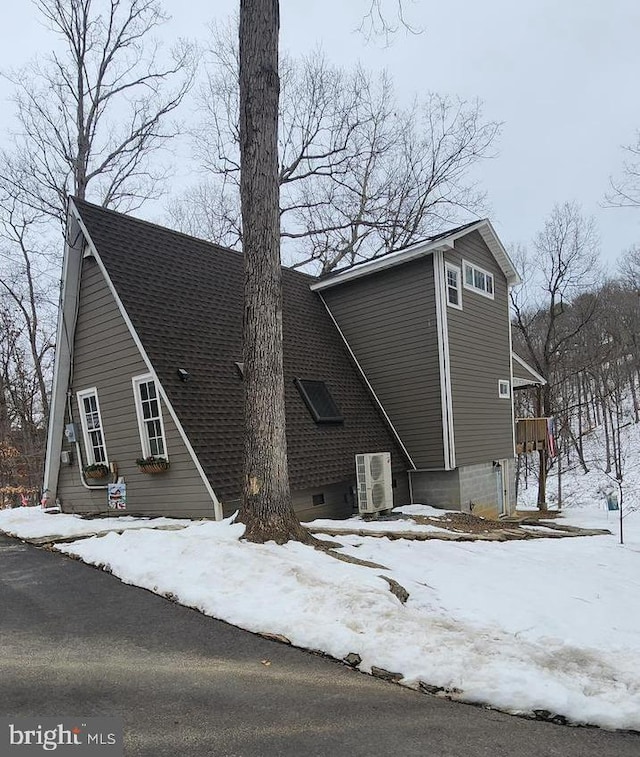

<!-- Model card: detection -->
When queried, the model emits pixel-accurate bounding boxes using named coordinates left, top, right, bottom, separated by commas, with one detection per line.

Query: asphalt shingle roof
left=73, top=199, right=410, bottom=503
left=317, top=219, right=484, bottom=281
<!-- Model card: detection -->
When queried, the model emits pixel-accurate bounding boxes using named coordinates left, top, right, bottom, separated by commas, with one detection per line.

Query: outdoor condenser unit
left=355, top=452, right=393, bottom=514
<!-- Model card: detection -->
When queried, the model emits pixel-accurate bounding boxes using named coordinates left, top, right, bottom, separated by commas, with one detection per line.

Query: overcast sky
left=1, top=0, right=639, bottom=267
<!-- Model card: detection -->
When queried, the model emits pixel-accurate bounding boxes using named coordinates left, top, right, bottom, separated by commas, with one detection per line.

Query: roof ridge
left=317, top=218, right=486, bottom=280
left=70, top=196, right=319, bottom=282
left=70, top=196, right=241, bottom=256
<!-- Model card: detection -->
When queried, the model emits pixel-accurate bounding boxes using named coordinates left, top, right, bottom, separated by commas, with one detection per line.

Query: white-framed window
left=498, top=380, right=510, bottom=399
left=463, top=260, right=494, bottom=299
left=132, top=374, right=168, bottom=458
left=77, top=388, right=108, bottom=464
left=445, top=263, right=462, bottom=309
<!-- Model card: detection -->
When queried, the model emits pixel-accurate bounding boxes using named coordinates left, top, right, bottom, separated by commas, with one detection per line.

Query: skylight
left=294, top=379, right=343, bottom=424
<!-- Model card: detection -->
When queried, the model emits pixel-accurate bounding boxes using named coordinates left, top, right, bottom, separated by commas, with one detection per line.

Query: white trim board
left=433, top=250, right=456, bottom=470
left=512, top=352, right=547, bottom=386
left=43, top=210, right=85, bottom=500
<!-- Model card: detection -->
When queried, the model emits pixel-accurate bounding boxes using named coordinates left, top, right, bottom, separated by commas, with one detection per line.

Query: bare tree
left=358, top=0, right=422, bottom=42
left=237, top=0, right=311, bottom=544
left=588, top=282, right=640, bottom=544
left=235, top=0, right=435, bottom=543
left=606, top=130, right=640, bottom=208
left=618, top=244, right=640, bottom=290
left=0, top=300, right=47, bottom=503
left=0, top=0, right=194, bottom=498
left=171, top=20, right=499, bottom=272
left=0, top=196, right=56, bottom=500
left=1, top=0, right=194, bottom=226
left=511, top=202, right=601, bottom=507
left=0, top=201, right=56, bottom=420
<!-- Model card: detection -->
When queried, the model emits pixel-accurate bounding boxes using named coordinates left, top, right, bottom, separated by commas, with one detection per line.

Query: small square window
left=312, top=493, right=325, bottom=506
left=295, top=379, right=343, bottom=424
left=498, top=380, right=510, bottom=399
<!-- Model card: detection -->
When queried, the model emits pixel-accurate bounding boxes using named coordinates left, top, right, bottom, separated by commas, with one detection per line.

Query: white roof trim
left=43, top=206, right=82, bottom=500
left=512, top=352, right=546, bottom=386
left=310, top=220, right=521, bottom=291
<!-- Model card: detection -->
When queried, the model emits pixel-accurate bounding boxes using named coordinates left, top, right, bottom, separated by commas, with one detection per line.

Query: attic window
left=295, top=379, right=343, bottom=424
left=463, top=261, right=494, bottom=299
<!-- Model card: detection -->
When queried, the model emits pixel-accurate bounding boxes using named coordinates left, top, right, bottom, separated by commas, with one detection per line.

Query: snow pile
left=308, top=506, right=452, bottom=534
left=52, top=506, right=640, bottom=731
left=5, top=485, right=639, bottom=731
left=0, top=506, right=189, bottom=540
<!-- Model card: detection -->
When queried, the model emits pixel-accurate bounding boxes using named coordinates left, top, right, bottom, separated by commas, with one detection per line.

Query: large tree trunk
left=237, top=0, right=310, bottom=544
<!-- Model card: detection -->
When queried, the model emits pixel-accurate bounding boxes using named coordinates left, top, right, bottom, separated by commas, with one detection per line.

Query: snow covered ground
left=0, top=507, right=190, bottom=540
left=2, top=481, right=638, bottom=731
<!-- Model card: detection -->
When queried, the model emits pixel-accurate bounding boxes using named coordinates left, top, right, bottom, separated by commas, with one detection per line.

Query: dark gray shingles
left=73, top=199, right=410, bottom=502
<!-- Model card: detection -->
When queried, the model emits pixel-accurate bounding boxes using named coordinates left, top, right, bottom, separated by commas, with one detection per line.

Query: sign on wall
left=107, top=483, right=127, bottom=510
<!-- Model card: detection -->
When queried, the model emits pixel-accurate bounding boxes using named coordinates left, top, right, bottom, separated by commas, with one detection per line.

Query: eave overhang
left=310, top=220, right=522, bottom=292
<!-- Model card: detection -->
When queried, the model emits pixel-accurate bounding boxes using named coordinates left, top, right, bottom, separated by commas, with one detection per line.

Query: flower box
left=136, top=457, right=170, bottom=474
left=84, top=464, right=109, bottom=480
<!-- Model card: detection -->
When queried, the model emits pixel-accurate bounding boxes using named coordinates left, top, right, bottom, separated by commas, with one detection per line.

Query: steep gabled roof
left=311, top=219, right=521, bottom=291
left=69, top=199, right=410, bottom=503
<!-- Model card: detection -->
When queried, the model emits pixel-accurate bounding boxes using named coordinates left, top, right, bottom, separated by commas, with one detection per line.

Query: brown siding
left=57, top=255, right=216, bottom=518
left=445, top=232, right=514, bottom=466
left=322, top=259, right=444, bottom=469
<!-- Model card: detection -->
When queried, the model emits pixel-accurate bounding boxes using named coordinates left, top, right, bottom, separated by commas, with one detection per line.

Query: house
left=314, top=221, right=523, bottom=519
left=44, top=199, right=529, bottom=521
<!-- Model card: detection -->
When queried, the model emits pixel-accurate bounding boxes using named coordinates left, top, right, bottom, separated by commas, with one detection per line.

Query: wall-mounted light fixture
left=177, top=368, right=190, bottom=382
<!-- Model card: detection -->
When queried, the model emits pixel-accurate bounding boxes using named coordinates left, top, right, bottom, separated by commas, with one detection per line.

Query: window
left=498, top=380, right=510, bottom=399
left=463, top=261, right=494, bottom=299
left=133, top=375, right=168, bottom=458
left=77, top=388, right=108, bottom=464
left=294, top=379, right=343, bottom=424
left=445, top=263, right=462, bottom=309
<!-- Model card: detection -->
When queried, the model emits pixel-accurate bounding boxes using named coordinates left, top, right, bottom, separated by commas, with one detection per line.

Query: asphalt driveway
left=1, top=534, right=638, bottom=756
